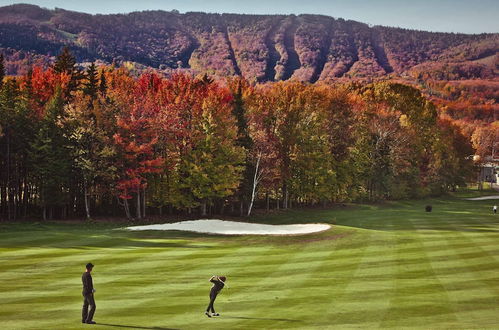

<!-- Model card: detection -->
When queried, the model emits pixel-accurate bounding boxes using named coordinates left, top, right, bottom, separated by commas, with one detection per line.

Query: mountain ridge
left=0, top=4, right=497, bottom=81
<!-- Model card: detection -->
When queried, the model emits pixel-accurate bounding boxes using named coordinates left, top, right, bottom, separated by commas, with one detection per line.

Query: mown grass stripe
left=92, top=244, right=280, bottom=328
left=421, top=214, right=499, bottom=328
left=2, top=195, right=499, bottom=329
left=378, top=217, right=457, bottom=328
left=220, top=244, right=336, bottom=329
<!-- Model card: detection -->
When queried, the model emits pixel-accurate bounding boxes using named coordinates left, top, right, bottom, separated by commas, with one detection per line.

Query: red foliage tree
left=112, top=73, right=165, bottom=219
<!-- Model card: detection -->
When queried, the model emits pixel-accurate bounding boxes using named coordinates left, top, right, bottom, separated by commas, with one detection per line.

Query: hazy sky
left=1, top=0, right=498, bottom=34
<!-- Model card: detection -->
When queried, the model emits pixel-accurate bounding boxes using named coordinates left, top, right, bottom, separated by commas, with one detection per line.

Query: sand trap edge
left=464, top=195, right=499, bottom=201
left=121, top=219, right=332, bottom=236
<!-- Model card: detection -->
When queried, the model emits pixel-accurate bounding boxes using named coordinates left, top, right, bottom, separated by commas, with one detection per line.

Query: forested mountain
left=0, top=4, right=497, bottom=82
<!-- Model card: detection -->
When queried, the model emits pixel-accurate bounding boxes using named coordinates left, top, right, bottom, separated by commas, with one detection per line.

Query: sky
left=1, top=0, right=498, bottom=34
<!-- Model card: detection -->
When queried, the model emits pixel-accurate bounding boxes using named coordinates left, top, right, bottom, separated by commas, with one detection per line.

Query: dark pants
left=82, top=293, right=96, bottom=323
left=206, top=291, right=218, bottom=313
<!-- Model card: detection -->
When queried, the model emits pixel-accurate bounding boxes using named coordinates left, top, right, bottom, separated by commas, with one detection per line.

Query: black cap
left=86, top=263, right=94, bottom=269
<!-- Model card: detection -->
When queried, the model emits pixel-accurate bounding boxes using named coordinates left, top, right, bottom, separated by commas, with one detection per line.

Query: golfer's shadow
left=97, top=323, right=178, bottom=330
left=224, top=315, right=303, bottom=322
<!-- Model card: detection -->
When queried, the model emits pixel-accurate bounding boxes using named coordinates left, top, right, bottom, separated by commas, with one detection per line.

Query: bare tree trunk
left=123, top=198, right=131, bottom=220
left=284, top=189, right=289, bottom=209
left=367, top=180, right=372, bottom=201
left=247, top=153, right=261, bottom=217
left=23, top=183, right=29, bottom=218
left=6, top=128, right=11, bottom=220
left=266, top=193, right=270, bottom=211
left=201, top=201, right=207, bottom=216
left=1, top=186, right=6, bottom=218
left=478, top=169, right=483, bottom=191
left=142, top=187, right=146, bottom=218
left=136, top=189, right=141, bottom=219
left=14, top=174, right=20, bottom=220
left=84, top=183, right=91, bottom=220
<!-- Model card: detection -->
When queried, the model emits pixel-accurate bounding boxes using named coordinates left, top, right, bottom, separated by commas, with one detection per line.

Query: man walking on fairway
left=82, top=263, right=97, bottom=324
left=205, top=275, right=226, bottom=317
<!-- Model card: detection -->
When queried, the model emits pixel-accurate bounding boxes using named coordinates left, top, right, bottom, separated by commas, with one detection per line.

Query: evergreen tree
left=83, top=62, right=99, bottom=100
left=232, top=80, right=253, bottom=150
left=0, top=78, right=36, bottom=219
left=230, top=79, right=253, bottom=215
left=24, top=67, right=33, bottom=99
left=52, top=46, right=82, bottom=100
left=0, top=79, right=21, bottom=219
left=53, top=47, right=77, bottom=74
left=99, top=69, right=107, bottom=96
left=29, top=88, right=72, bottom=220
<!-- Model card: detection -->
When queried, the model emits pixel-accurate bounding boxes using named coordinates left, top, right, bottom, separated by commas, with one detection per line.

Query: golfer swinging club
left=82, top=263, right=97, bottom=324
left=205, top=275, right=227, bottom=317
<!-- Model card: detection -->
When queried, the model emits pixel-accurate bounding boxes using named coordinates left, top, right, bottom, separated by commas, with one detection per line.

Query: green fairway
left=1, top=194, right=499, bottom=329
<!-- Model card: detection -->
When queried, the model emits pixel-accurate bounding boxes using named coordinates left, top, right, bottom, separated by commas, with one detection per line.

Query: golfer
left=205, top=275, right=226, bottom=317
left=82, top=263, right=97, bottom=324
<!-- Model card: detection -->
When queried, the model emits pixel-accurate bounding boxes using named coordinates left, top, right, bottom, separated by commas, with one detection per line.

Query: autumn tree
left=246, top=86, right=282, bottom=212
left=52, top=46, right=82, bottom=100
left=354, top=82, right=441, bottom=199
left=112, top=74, right=164, bottom=219
left=26, top=66, right=70, bottom=117
left=427, top=118, right=474, bottom=194
left=1, top=64, right=481, bottom=220
left=175, top=76, right=245, bottom=216
left=472, top=123, right=499, bottom=162
left=471, top=122, right=499, bottom=189
left=63, top=92, right=117, bottom=220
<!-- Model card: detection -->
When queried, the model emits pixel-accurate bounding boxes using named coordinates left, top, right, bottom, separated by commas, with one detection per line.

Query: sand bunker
left=124, top=219, right=331, bottom=235
left=465, top=196, right=499, bottom=201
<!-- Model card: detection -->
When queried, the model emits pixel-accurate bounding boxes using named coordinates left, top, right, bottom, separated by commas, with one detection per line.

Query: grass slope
left=1, top=193, right=499, bottom=329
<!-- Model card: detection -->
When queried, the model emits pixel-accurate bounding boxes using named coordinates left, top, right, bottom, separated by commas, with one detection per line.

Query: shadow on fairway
left=0, top=238, right=215, bottom=249
left=224, top=315, right=303, bottom=322
left=97, top=323, right=179, bottom=330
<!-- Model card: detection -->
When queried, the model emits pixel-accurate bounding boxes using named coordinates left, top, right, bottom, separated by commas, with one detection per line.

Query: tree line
left=0, top=49, right=475, bottom=221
